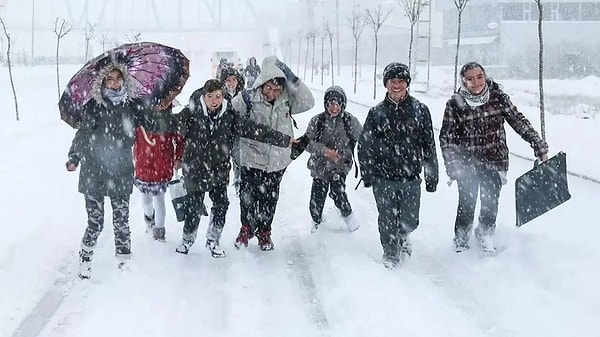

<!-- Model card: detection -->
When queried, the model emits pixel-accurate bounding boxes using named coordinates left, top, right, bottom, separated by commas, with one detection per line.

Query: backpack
left=314, top=112, right=359, bottom=178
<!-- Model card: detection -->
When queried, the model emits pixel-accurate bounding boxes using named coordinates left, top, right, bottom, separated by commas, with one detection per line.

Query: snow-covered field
left=1, top=61, right=599, bottom=337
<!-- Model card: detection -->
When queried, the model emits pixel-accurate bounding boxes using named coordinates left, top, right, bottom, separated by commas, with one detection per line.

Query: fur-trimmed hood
left=91, top=62, right=137, bottom=106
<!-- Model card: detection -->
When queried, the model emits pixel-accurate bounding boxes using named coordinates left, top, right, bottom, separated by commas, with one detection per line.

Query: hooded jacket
left=68, top=63, right=148, bottom=197
left=133, top=107, right=184, bottom=183
left=231, top=56, right=315, bottom=172
left=177, top=87, right=292, bottom=192
left=305, top=86, right=363, bottom=180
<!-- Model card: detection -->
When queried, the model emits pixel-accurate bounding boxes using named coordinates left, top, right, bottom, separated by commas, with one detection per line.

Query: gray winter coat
left=305, top=111, right=362, bottom=180
left=68, top=99, right=146, bottom=197
left=231, top=56, right=315, bottom=172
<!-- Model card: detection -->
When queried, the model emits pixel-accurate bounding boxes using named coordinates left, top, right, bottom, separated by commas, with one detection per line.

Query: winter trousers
left=182, top=186, right=229, bottom=244
left=80, top=194, right=131, bottom=259
left=239, top=166, right=285, bottom=233
left=141, top=190, right=166, bottom=228
left=309, top=174, right=352, bottom=224
left=454, top=166, right=503, bottom=240
left=372, top=177, right=421, bottom=259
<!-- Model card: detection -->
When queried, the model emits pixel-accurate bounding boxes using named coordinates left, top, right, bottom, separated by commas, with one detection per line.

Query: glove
left=425, top=178, right=437, bottom=192
left=290, top=134, right=309, bottom=160
left=66, top=160, right=78, bottom=171
left=275, top=59, right=300, bottom=84
left=362, top=177, right=372, bottom=188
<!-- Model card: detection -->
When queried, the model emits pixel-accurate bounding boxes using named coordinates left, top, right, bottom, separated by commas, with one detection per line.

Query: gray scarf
left=102, top=86, right=128, bottom=105
left=458, top=82, right=489, bottom=107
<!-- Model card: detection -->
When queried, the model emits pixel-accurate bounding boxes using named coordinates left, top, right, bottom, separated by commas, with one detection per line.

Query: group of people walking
left=65, top=54, right=548, bottom=278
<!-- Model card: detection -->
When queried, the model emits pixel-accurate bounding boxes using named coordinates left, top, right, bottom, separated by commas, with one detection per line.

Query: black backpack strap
left=242, top=90, right=252, bottom=117
left=342, top=113, right=359, bottom=178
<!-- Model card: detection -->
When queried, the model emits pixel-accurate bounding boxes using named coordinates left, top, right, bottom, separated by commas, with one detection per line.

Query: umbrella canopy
left=59, top=41, right=190, bottom=128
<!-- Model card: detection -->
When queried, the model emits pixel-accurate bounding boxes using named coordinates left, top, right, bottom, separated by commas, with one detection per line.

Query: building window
left=503, top=3, right=524, bottom=21
left=524, top=3, right=533, bottom=20
left=581, top=2, right=600, bottom=21
left=558, top=3, right=581, bottom=21
left=551, top=2, right=559, bottom=20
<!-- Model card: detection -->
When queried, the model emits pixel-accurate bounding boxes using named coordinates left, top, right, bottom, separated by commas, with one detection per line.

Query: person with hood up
left=66, top=64, right=151, bottom=279
left=232, top=56, right=315, bottom=251
left=357, top=62, right=439, bottom=270
left=174, top=79, right=296, bottom=257
left=244, top=56, right=261, bottom=88
left=305, top=86, right=362, bottom=233
left=133, top=103, right=184, bottom=242
left=439, top=62, right=548, bottom=254
left=220, top=66, right=245, bottom=100
left=220, top=66, right=246, bottom=195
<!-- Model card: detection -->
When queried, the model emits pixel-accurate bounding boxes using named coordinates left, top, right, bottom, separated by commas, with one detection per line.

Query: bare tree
left=324, top=21, right=335, bottom=86
left=54, top=17, right=72, bottom=100
left=320, top=22, right=327, bottom=86
left=0, top=16, right=19, bottom=120
left=366, top=5, right=392, bottom=99
left=452, top=0, right=470, bottom=92
left=400, top=0, right=429, bottom=72
left=348, top=9, right=368, bottom=94
left=303, top=33, right=311, bottom=80
left=83, top=22, right=95, bottom=61
left=97, top=31, right=110, bottom=52
left=124, top=32, right=141, bottom=43
left=534, top=0, right=546, bottom=140
left=296, top=31, right=302, bottom=74
left=310, top=30, right=318, bottom=83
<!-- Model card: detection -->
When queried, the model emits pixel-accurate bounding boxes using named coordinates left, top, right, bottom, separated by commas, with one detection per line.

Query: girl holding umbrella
left=61, top=42, right=190, bottom=279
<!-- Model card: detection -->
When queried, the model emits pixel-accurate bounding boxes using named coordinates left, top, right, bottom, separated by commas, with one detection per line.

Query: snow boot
left=474, top=226, right=496, bottom=253
left=234, top=224, right=254, bottom=249
left=206, top=239, right=226, bottom=258
left=310, top=221, right=320, bottom=233
left=454, top=236, right=470, bottom=253
left=152, top=227, right=166, bottom=242
left=399, top=236, right=412, bottom=262
left=78, top=251, right=92, bottom=279
left=343, top=214, right=360, bottom=232
left=116, top=255, right=130, bottom=270
left=382, top=252, right=399, bottom=270
left=144, top=212, right=155, bottom=233
left=256, top=230, right=274, bottom=251
left=176, top=239, right=193, bottom=255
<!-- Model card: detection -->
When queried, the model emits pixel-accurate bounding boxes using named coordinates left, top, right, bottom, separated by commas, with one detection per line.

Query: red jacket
left=134, top=127, right=184, bottom=183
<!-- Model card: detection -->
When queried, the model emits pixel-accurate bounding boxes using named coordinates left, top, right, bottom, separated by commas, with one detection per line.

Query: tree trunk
left=453, top=11, right=463, bottom=92
left=320, top=38, right=324, bottom=86
left=5, top=35, right=19, bottom=120
left=329, top=36, right=335, bottom=86
left=304, top=40, right=309, bottom=80
left=85, top=39, right=89, bottom=61
left=297, top=40, right=302, bottom=74
left=408, top=23, right=415, bottom=73
left=537, top=1, right=546, bottom=141
left=373, top=34, right=378, bottom=100
left=56, top=38, right=61, bottom=99
left=353, top=39, right=359, bottom=94
left=311, top=37, right=316, bottom=82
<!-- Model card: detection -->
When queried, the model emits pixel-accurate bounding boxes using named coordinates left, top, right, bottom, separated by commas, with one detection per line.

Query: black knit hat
left=383, top=62, right=411, bottom=86
left=323, top=86, right=347, bottom=111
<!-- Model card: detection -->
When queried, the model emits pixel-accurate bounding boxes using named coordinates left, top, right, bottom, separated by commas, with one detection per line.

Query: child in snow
left=133, top=104, right=184, bottom=241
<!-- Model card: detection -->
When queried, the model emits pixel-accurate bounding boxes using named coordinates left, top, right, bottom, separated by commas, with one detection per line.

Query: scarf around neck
left=102, top=86, right=128, bottom=105
left=458, top=82, right=490, bottom=107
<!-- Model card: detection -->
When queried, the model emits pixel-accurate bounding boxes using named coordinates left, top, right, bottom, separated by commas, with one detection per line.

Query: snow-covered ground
left=1, top=61, right=599, bottom=337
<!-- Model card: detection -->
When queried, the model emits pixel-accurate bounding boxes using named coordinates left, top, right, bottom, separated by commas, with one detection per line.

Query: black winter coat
left=177, top=100, right=291, bottom=193
left=358, top=94, right=439, bottom=189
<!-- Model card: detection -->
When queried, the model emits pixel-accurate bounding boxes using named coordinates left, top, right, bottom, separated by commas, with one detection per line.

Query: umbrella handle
left=139, top=126, right=156, bottom=146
